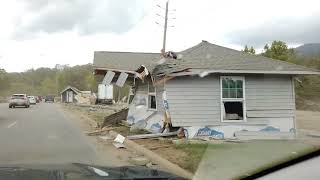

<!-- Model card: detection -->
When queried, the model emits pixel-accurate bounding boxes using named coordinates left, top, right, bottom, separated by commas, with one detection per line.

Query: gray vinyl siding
left=245, top=75, right=295, bottom=121
left=165, top=74, right=295, bottom=127
left=166, top=76, right=221, bottom=126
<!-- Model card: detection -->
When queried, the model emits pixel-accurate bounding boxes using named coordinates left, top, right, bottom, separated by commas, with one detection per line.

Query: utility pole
left=162, top=1, right=169, bottom=52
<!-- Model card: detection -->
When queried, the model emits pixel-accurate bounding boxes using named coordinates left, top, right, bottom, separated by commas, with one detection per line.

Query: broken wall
left=127, top=78, right=166, bottom=133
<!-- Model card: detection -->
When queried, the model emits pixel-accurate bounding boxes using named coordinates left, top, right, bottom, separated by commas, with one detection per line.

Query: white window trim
left=220, top=76, right=246, bottom=122
left=148, top=82, right=157, bottom=111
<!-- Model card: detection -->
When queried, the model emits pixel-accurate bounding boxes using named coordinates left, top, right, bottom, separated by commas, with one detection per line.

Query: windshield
left=0, top=1, right=319, bottom=180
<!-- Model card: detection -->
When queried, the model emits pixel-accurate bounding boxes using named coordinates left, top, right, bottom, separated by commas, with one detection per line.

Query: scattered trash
left=113, top=142, right=126, bottom=149
left=88, top=107, right=97, bottom=112
left=127, top=132, right=178, bottom=140
left=114, top=134, right=125, bottom=144
left=177, top=128, right=185, bottom=139
left=88, top=166, right=109, bottom=176
left=129, top=156, right=150, bottom=166
left=99, top=135, right=113, bottom=141
left=146, top=162, right=153, bottom=168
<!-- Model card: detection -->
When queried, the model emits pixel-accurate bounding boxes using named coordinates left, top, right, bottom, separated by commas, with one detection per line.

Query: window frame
left=220, top=76, right=246, bottom=122
left=147, top=81, right=157, bottom=110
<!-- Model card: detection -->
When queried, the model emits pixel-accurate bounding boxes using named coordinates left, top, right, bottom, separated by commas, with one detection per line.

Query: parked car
left=9, top=94, right=30, bottom=108
left=27, top=96, right=37, bottom=104
left=45, top=95, right=54, bottom=102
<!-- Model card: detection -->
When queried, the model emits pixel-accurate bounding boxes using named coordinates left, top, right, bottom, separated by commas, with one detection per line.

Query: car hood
left=0, top=163, right=186, bottom=180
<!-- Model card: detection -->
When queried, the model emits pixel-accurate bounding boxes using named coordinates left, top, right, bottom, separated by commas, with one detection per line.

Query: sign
left=116, top=72, right=128, bottom=87
left=102, top=71, right=115, bottom=85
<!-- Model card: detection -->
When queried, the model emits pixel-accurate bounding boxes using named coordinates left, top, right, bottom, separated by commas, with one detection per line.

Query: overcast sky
left=0, top=0, right=319, bottom=72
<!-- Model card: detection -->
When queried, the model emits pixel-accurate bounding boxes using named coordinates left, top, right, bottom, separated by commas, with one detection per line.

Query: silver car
left=9, top=94, right=30, bottom=108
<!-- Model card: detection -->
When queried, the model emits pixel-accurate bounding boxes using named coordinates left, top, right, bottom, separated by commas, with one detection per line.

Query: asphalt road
left=0, top=102, right=108, bottom=165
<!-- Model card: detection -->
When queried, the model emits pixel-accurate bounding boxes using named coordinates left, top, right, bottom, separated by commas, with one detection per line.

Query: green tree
left=40, top=78, right=57, bottom=95
left=242, top=45, right=249, bottom=53
left=262, top=40, right=293, bottom=61
left=242, top=45, right=255, bottom=54
left=249, top=46, right=255, bottom=54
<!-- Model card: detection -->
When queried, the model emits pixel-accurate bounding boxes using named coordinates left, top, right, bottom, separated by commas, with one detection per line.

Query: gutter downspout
left=292, top=76, right=297, bottom=138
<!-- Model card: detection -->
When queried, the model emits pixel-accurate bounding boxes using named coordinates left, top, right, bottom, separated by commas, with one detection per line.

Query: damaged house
left=93, top=40, right=320, bottom=139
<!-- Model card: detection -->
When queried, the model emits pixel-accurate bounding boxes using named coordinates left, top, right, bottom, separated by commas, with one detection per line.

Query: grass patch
left=174, top=144, right=209, bottom=172
left=173, top=140, right=317, bottom=177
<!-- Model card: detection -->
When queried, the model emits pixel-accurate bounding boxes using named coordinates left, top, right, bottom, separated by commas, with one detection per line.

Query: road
left=0, top=102, right=120, bottom=166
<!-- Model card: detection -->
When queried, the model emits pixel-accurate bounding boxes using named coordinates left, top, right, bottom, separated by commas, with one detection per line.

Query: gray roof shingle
left=93, top=41, right=320, bottom=75
left=93, top=51, right=160, bottom=71
left=153, top=41, right=319, bottom=75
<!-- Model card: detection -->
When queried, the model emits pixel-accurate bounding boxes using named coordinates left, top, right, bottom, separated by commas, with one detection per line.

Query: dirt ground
left=134, top=139, right=190, bottom=169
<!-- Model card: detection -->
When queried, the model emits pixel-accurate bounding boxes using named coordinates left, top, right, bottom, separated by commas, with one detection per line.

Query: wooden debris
left=129, top=156, right=150, bottom=166
left=127, top=132, right=178, bottom=140
left=149, top=145, right=171, bottom=150
left=85, top=127, right=115, bottom=136
left=119, top=120, right=131, bottom=127
left=101, top=108, right=129, bottom=127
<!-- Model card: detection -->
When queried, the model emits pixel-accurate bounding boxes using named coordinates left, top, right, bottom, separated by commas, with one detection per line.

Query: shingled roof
left=93, top=51, right=160, bottom=71
left=93, top=41, right=320, bottom=75
left=153, top=41, right=320, bottom=75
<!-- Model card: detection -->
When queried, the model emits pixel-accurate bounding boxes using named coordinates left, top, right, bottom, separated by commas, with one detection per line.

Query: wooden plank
left=127, top=132, right=178, bottom=140
left=101, top=108, right=129, bottom=127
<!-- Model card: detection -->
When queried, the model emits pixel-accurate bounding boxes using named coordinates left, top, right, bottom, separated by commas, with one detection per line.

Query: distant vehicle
left=45, top=95, right=54, bottom=102
left=9, top=94, right=30, bottom=108
left=27, top=96, right=37, bottom=104
left=35, top=96, right=40, bottom=103
left=37, top=96, right=42, bottom=102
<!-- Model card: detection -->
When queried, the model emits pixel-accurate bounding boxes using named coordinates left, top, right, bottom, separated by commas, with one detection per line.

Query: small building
left=60, top=86, right=81, bottom=103
left=93, top=40, right=320, bottom=139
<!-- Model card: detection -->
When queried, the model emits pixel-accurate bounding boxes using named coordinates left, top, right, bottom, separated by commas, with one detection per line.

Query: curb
left=109, top=131, right=194, bottom=180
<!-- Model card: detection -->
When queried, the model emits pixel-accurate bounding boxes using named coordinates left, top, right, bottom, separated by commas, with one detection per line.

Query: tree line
left=242, top=40, right=320, bottom=104
left=0, top=64, right=98, bottom=97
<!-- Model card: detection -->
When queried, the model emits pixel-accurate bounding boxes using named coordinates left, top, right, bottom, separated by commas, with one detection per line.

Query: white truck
left=97, top=84, right=113, bottom=104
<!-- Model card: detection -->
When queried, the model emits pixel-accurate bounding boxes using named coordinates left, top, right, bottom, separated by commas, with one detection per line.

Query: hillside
left=295, top=43, right=320, bottom=58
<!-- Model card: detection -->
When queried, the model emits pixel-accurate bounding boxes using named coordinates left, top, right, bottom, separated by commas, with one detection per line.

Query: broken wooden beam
left=101, top=108, right=129, bottom=127
left=85, top=127, right=115, bottom=136
left=127, top=132, right=178, bottom=140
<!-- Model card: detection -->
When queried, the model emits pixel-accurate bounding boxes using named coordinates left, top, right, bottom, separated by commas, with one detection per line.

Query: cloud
left=226, top=12, right=320, bottom=47
left=13, top=0, right=149, bottom=39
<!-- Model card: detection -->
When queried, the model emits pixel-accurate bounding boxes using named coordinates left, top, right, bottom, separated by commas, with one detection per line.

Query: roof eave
left=166, top=69, right=320, bottom=77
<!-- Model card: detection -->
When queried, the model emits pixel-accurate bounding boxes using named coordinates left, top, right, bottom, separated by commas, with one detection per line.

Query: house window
left=221, top=76, right=246, bottom=121
left=148, top=82, right=157, bottom=110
